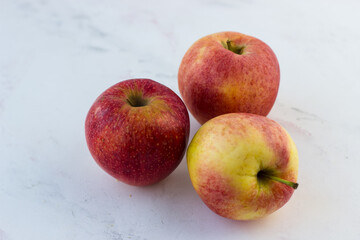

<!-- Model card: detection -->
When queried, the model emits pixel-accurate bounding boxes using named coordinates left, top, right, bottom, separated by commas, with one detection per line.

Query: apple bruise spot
left=85, top=79, right=190, bottom=186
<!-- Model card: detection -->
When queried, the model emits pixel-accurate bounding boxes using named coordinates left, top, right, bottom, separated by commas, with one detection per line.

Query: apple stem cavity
left=225, top=39, right=245, bottom=55
left=126, top=92, right=149, bottom=107
left=258, top=171, right=299, bottom=189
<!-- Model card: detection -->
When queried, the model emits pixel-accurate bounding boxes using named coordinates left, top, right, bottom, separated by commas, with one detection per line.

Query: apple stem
left=226, top=39, right=245, bottom=55
left=259, top=173, right=299, bottom=189
left=226, top=39, right=233, bottom=51
left=126, top=98, right=136, bottom=107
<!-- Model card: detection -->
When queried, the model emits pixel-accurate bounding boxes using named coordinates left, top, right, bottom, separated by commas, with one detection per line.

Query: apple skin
left=85, top=79, right=190, bottom=186
left=187, top=113, right=298, bottom=220
left=178, top=31, right=280, bottom=124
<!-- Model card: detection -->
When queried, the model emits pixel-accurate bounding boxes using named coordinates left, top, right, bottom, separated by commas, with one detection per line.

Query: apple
left=85, top=79, right=190, bottom=186
left=178, top=31, right=280, bottom=124
left=187, top=113, right=298, bottom=220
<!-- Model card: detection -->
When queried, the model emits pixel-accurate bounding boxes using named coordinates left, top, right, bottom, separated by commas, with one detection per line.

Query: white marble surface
left=1, top=0, right=360, bottom=239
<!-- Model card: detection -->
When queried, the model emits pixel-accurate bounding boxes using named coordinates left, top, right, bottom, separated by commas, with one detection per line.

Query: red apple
left=187, top=113, right=298, bottom=220
left=85, top=79, right=190, bottom=186
left=178, top=31, right=280, bottom=124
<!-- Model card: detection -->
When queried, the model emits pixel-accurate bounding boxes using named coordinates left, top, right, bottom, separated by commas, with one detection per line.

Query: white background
left=1, top=0, right=360, bottom=239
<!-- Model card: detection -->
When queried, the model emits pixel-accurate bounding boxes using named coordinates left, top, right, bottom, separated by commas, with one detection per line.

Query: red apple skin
left=85, top=79, right=190, bottom=186
left=178, top=31, right=280, bottom=124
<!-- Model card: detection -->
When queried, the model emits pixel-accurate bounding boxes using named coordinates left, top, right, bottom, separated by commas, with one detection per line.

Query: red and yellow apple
left=178, top=31, right=280, bottom=124
left=85, top=79, right=190, bottom=186
left=187, top=113, right=298, bottom=220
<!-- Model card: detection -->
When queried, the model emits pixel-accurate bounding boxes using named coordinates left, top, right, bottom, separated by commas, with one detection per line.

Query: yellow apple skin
left=187, top=113, right=298, bottom=220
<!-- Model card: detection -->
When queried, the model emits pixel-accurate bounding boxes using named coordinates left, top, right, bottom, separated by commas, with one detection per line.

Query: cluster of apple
left=85, top=31, right=299, bottom=220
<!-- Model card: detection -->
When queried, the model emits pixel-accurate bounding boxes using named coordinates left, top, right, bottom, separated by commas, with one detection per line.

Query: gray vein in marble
left=291, top=107, right=325, bottom=123
left=86, top=46, right=109, bottom=52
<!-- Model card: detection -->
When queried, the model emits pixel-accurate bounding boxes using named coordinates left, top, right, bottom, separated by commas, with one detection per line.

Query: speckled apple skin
left=178, top=31, right=280, bottom=124
left=85, top=79, right=190, bottom=186
left=187, top=113, right=298, bottom=220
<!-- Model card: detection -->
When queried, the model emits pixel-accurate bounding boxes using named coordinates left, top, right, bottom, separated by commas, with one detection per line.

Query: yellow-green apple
left=178, top=31, right=280, bottom=124
left=187, top=113, right=298, bottom=220
left=85, top=79, right=190, bottom=186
